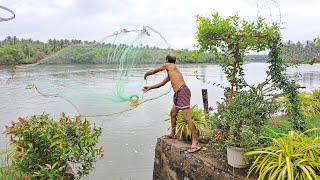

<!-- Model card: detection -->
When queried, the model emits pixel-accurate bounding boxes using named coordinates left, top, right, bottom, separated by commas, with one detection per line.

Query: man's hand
left=144, top=72, right=149, bottom=80
left=142, top=86, right=151, bottom=93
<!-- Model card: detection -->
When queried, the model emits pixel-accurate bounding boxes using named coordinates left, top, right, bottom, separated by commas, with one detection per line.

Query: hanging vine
left=268, top=32, right=307, bottom=131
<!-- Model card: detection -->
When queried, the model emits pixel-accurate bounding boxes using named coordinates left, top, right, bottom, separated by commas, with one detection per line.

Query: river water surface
left=1, top=63, right=320, bottom=179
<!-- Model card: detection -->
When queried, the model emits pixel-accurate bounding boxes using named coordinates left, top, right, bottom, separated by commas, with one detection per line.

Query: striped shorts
left=173, top=84, right=191, bottom=110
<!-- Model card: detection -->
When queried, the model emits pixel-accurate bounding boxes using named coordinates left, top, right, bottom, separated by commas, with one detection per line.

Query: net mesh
left=11, top=26, right=172, bottom=117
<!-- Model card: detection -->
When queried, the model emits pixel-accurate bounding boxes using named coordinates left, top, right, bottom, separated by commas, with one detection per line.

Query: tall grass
left=0, top=145, right=21, bottom=180
left=0, top=161, right=21, bottom=180
left=306, top=114, right=320, bottom=137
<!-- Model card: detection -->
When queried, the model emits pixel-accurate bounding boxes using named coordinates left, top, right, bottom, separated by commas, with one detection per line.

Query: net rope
left=0, top=5, right=15, bottom=22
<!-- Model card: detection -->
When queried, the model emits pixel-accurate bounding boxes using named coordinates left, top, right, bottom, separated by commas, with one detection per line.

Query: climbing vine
left=268, top=32, right=307, bottom=130
left=195, top=12, right=307, bottom=131
left=195, top=13, right=277, bottom=100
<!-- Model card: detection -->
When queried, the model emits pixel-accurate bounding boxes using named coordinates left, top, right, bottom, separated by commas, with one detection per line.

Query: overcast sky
left=0, top=0, right=319, bottom=49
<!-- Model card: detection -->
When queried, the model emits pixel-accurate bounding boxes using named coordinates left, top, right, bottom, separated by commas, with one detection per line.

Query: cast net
left=11, top=26, right=172, bottom=117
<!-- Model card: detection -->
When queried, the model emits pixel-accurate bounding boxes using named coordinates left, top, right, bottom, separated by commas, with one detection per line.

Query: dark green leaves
left=5, top=113, right=103, bottom=179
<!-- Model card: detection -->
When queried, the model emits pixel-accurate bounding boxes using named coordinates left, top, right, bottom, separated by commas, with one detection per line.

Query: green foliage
left=306, top=114, right=320, bottom=137
left=315, top=36, right=320, bottom=45
left=172, top=49, right=215, bottom=63
left=245, top=129, right=320, bottom=180
left=195, top=12, right=306, bottom=131
left=195, top=13, right=277, bottom=53
left=0, top=145, right=21, bottom=180
left=278, top=89, right=320, bottom=117
left=0, top=163, right=21, bottom=180
left=0, top=37, right=77, bottom=65
left=268, top=33, right=308, bottom=131
left=211, top=82, right=278, bottom=151
left=283, top=38, right=320, bottom=64
left=0, top=36, right=216, bottom=65
left=4, top=113, right=103, bottom=179
left=166, top=105, right=209, bottom=140
left=195, top=12, right=279, bottom=91
left=0, top=144, right=16, bottom=163
left=0, top=45, right=26, bottom=64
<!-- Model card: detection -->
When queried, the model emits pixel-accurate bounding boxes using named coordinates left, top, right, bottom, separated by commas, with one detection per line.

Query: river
left=0, top=63, right=320, bottom=179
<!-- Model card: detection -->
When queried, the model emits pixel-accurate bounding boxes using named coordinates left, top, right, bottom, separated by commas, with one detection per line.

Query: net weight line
left=26, top=79, right=171, bottom=118
left=26, top=84, right=82, bottom=115
left=82, top=78, right=171, bottom=117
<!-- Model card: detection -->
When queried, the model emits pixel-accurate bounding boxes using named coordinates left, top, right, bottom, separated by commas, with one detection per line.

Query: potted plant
left=211, top=84, right=278, bottom=168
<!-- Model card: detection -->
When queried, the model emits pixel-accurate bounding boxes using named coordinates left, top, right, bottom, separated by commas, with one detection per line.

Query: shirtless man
left=142, top=54, right=200, bottom=153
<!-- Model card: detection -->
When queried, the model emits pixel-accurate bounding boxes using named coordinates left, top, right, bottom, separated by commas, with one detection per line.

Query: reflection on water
left=1, top=63, right=320, bottom=179
left=287, top=66, right=320, bottom=90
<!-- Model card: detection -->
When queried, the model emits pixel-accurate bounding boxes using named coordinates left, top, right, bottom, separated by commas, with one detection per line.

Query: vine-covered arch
left=195, top=12, right=307, bottom=131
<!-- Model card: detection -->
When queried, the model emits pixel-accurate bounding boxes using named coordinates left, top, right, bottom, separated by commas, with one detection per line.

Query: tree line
left=0, top=36, right=217, bottom=65
left=284, top=38, right=320, bottom=63
left=0, top=36, right=318, bottom=65
left=0, top=36, right=84, bottom=65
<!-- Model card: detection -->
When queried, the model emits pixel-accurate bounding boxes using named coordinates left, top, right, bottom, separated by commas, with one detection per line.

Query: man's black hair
left=166, top=54, right=176, bottom=64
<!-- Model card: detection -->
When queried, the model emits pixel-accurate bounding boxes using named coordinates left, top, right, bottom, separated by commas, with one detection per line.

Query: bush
left=4, top=113, right=103, bottom=179
left=277, top=88, right=320, bottom=136
left=166, top=105, right=209, bottom=140
left=211, top=84, right=278, bottom=152
left=278, top=89, right=320, bottom=117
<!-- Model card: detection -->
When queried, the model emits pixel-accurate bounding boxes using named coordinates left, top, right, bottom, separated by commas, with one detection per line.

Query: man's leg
left=169, top=105, right=179, bottom=137
left=182, top=108, right=198, bottom=150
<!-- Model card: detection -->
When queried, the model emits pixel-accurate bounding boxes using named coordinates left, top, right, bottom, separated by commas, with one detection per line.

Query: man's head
left=166, top=54, right=176, bottom=64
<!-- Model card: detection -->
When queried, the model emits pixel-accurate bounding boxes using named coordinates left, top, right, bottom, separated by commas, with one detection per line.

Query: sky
left=0, top=0, right=319, bottom=49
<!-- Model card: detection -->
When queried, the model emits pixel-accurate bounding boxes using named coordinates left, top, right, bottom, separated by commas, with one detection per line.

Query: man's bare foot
left=161, top=134, right=176, bottom=139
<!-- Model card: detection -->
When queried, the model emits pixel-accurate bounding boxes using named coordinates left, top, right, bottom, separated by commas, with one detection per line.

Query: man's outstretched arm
left=142, top=76, right=170, bottom=92
left=144, top=64, right=167, bottom=79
